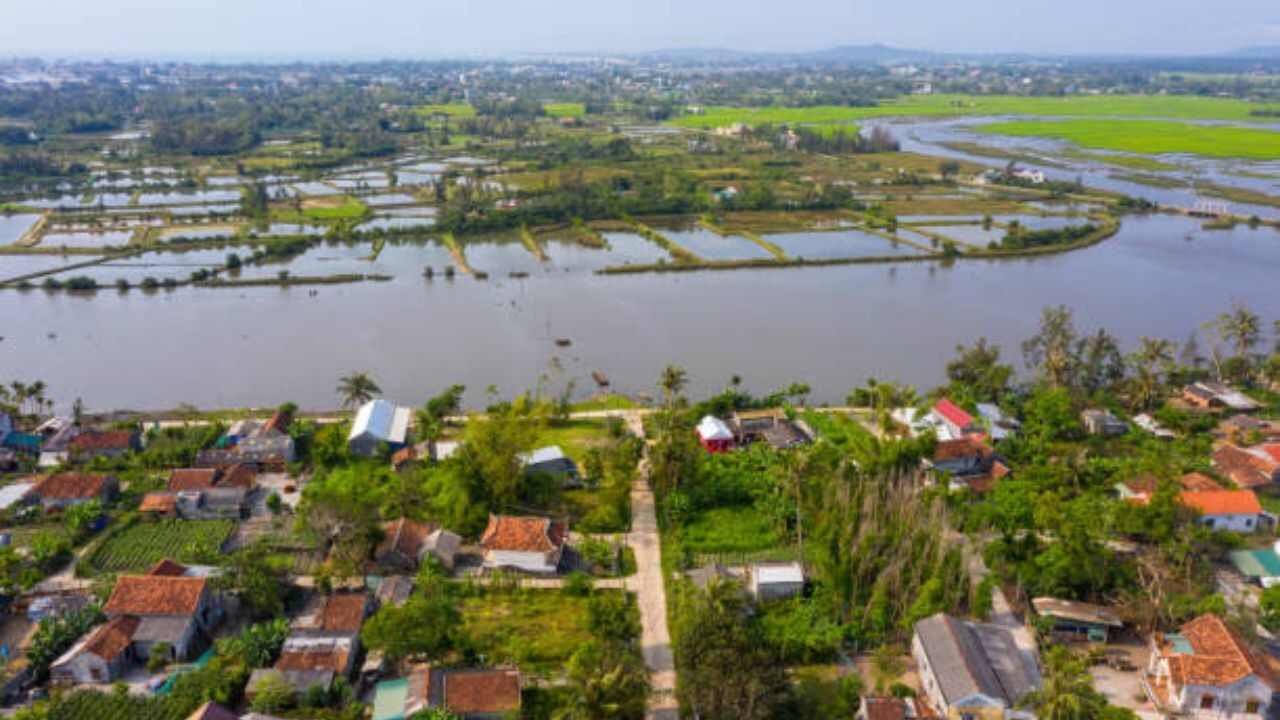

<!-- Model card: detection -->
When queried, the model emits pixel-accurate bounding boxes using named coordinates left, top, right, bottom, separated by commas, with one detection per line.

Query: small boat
left=592, top=371, right=610, bottom=387
left=555, top=338, right=572, bottom=348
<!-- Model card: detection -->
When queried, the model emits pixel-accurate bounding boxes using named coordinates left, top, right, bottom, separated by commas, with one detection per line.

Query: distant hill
left=1225, top=45, right=1280, bottom=59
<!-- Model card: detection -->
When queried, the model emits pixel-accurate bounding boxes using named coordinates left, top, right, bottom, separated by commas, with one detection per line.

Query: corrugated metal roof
left=0, top=482, right=33, bottom=510
left=753, top=562, right=804, bottom=585
left=697, top=415, right=732, bottom=441
left=350, top=399, right=410, bottom=444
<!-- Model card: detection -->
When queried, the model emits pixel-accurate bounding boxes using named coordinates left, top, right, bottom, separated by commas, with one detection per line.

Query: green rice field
left=543, top=102, right=586, bottom=118
left=974, top=119, right=1280, bottom=160
left=670, top=94, right=1280, bottom=130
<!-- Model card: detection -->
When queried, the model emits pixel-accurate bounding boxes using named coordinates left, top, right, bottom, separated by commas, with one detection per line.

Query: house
left=168, top=464, right=257, bottom=492
left=748, top=562, right=804, bottom=602
left=35, top=417, right=79, bottom=468
left=1116, top=473, right=1160, bottom=505
left=102, top=570, right=219, bottom=661
left=1032, top=597, right=1123, bottom=643
left=1081, top=409, right=1127, bottom=437
left=933, top=399, right=980, bottom=438
left=1183, top=382, right=1261, bottom=413
left=521, top=446, right=581, bottom=486
left=0, top=481, right=34, bottom=511
left=913, top=613, right=1040, bottom=720
left=375, top=518, right=461, bottom=571
left=373, top=666, right=522, bottom=720
left=348, top=399, right=411, bottom=457
left=49, top=615, right=140, bottom=684
left=27, top=472, right=118, bottom=509
left=68, top=429, right=139, bottom=461
left=1144, top=614, right=1277, bottom=718
left=375, top=575, right=415, bottom=608
left=1213, top=444, right=1280, bottom=489
left=729, top=409, right=812, bottom=450
left=696, top=415, right=735, bottom=453
left=1012, top=169, right=1046, bottom=184
left=142, top=486, right=249, bottom=521
left=252, top=592, right=371, bottom=698
left=1181, top=472, right=1224, bottom=492
left=235, top=434, right=296, bottom=467
left=139, top=492, right=179, bottom=517
left=927, top=437, right=1007, bottom=492
left=1134, top=413, right=1176, bottom=439
left=977, top=404, right=1019, bottom=442
left=479, top=514, right=567, bottom=574
left=856, top=696, right=935, bottom=720
left=1180, top=490, right=1272, bottom=533
left=1221, top=415, right=1280, bottom=442
left=1228, top=542, right=1280, bottom=586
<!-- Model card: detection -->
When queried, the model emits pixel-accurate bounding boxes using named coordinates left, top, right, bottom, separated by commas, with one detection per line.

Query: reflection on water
left=3, top=213, right=1279, bottom=412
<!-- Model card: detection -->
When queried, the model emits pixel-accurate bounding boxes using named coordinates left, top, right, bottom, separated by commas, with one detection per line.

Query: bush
left=564, top=571, right=594, bottom=597
left=147, top=642, right=171, bottom=672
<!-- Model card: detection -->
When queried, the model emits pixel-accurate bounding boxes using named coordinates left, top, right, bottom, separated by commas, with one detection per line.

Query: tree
left=298, top=466, right=390, bottom=577
left=1019, top=646, right=1110, bottom=720
left=1127, top=337, right=1175, bottom=411
left=938, top=160, right=961, bottom=179
left=1022, top=306, right=1079, bottom=389
left=416, top=384, right=466, bottom=441
left=250, top=670, right=297, bottom=713
left=1207, top=304, right=1262, bottom=382
left=361, top=592, right=459, bottom=661
left=946, top=338, right=1013, bottom=403
left=555, top=640, right=649, bottom=720
left=659, top=365, right=688, bottom=410
left=215, top=542, right=290, bottom=619
left=1076, top=329, right=1126, bottom=396
left=336, top=371, right=381, bottom=409
left=674, top=580, right=791, bottom=719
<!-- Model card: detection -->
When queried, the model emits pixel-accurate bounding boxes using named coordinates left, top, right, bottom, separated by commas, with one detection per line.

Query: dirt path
left=626, top=475, right=678, bottom=719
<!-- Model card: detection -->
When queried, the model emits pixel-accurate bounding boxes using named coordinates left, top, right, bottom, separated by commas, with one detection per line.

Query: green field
left=975, top=119, right=1280, bottom=160
left=671, top=94, right=1278, bottom=130
left=681, top=505, right=781, bottom=555
left=84, top=519, right=235, bottom=574
left=543, top=102, right=586, bottom=118
left=416, top=103, right=477, bottom=118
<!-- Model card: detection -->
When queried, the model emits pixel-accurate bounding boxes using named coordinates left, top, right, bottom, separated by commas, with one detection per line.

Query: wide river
left=1, top=212, right=1278, bottom=412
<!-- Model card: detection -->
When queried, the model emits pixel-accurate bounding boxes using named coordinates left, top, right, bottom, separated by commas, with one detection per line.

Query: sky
left=1, top=0, right=1277, bottom=60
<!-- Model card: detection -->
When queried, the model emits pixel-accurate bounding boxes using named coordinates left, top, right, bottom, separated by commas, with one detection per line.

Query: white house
left=1144, top=614, right=1276, bottom=719
left=1180, top=490, right=1272, bottom=533
left=479, top=514, right=567, bottom=574
left=748, top=562, right=804, bottom=602
left=348, top=399, right=411, bottom=457
left=912, top=613, right=1040, bottom=720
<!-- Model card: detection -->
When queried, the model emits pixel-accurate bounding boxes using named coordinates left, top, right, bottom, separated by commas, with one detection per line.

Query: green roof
left=372, top=678, right=409, bottom=720
left=1229, top=549, right=1280, bottom=579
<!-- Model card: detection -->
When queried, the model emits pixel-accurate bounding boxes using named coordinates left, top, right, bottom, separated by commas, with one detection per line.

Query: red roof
left=69, top=430, right=135, bottom=452
left=444, top=669, right=522, bottom=715
left=147, top=558, right=189, bottom=576
left=319, top=593, right=368, bottom=633
left=1180, top=490, right=1263, bottom=516
left=934, top=399, right=975, bottom=430
left=1161, top=614, right=1277, bottom=688
left=31, top=472, right=114, bottom=500
left=168, top=468, right=219, bottom=491
left=480, top=515, right=567, bottom=553
left=82, top=615, right=140, bottom=661
left=1180, top=472, right=1224, bottom=492
left=104, top=575, right=206, bottom=616
left=139, top=493, right=177, bottom=513
left=377, top=518, right=434, bottom=561
left=933, top=436, right=992, bottom=462
left=1262, top=445, right=1280, bottom=464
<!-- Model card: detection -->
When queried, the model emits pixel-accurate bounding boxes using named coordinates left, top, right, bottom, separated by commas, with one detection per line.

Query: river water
left=1, top=212, right=1278, bottom=412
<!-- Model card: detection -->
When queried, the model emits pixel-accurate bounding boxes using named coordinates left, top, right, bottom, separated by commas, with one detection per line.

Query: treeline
left=998, top=222, right=1099, bottom=250
left=151, top=115, right=259, bottom=156
left=758, top=123, right=901, bottom=154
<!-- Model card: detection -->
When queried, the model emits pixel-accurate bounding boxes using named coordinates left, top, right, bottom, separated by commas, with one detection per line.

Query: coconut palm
left=1128, top=337, right=1174, bottom=411
left=658, top=365, right=687, bottom=409
left=1019, top=646, right=1106, bottom=720
left=336, top=372, right=381, bottom=410
left=1214, top=304, right=1262, bottom=362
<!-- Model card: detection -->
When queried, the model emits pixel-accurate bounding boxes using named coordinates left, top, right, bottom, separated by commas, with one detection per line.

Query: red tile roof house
left=479, top=514, right=568, bottom=574
left=1180, top=490, right=1274, bottom=533
left=101, top=569, right=221, bottom=663
left=68, top=429, right=140, bottom=461
left=27, top=472, right=119, bottom=510
left=1143, top=614, right=1278, bottom=718
left=374, top=518, right=462, bottom=572
left=1212, top=444, right=1280, bottom=489
left=49, top=615, right=140, bottom=685
left=248, top=592, right=372, bottom=699
left=932, top=399, right=981, bottom=438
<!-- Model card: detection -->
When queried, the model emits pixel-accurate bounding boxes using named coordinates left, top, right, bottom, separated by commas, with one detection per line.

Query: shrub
left=564, top=571, right=594, bottom=597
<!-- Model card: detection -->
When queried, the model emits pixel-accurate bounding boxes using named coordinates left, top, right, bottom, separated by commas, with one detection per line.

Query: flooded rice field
left=0, top=214, right=41, bottom=245
left=4, top=213, right=1279, bottom=412
left=768, top=229, right=928, bottom=259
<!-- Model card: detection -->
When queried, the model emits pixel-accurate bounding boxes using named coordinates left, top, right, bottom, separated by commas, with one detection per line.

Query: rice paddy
left=974, top=119, right=1280, bottom=160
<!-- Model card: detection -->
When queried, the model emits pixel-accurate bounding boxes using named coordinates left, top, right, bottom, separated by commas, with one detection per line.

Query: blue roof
left=2, top=433, right=41, bottom=452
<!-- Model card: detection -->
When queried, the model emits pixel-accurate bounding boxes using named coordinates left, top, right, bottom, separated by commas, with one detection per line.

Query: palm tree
left=336, top=372, right=381, bottom=410
left=1212, top=304, right=1262, bottom=364
left=658, top=365, right=687, bottom=410
left=1019, top=646, right=1106, bottom=720
left=1128, top=337, right=1174, bottom=411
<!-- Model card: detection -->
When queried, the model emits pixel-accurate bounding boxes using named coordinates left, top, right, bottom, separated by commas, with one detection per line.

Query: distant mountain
left=1224, top=45, right=1280, bottom=59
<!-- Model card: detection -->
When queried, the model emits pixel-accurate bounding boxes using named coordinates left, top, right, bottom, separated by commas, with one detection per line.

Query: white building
left=748, top=562, right=804, bottom=602
left=348, top=399, right=411, bottom=456
left=1180, top=490, right=1272, bottom=533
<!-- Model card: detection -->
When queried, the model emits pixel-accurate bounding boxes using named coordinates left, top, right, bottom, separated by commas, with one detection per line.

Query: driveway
left=625, top=474, right=678, bottom=719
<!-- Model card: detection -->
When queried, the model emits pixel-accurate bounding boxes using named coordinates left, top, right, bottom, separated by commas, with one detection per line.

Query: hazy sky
left=2, top=0, right=1277, bottom=60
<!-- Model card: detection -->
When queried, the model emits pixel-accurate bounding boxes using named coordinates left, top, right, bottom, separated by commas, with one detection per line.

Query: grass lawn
left=459, top=588, right=635, bottom=676
left=543, top=102, right=586, bottom=119
left=975, top=119, right=1280, bottom=160
left=535, top=419, right=615, bottom=465
left=418, top=103, right=477, bottom=118
left=569, top=394, right=639, bottom=413
left=670, top=94, right=1273, bottom=130
left=83, top=519, right=235, bottom=575
left=682, top=505, right=782, bottom=556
